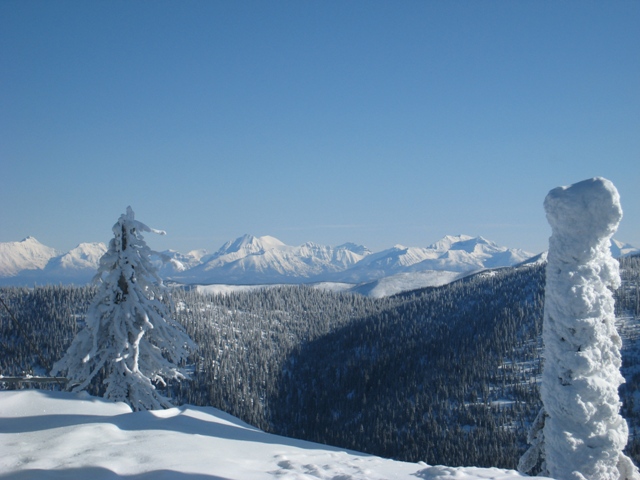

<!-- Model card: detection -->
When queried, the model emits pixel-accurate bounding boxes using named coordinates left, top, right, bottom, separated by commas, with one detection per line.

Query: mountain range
left=175, top=234, right=373, bottom=285
left=0, top=237, right=107, bottom=286
left=1, top=234, right=637, bottom=293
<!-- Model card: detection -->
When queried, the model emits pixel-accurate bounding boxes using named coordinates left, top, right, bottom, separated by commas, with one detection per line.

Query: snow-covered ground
left=194, top=283, right=278, bottom=295
left=0, top=390, right=551, bottom=480
left=349, top=270, right=465, bottom=297
left=192, top=271, right=467, bottom=298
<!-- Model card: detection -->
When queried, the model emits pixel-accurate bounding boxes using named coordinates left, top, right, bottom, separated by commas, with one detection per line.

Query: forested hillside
left=172, top=286, right=391, bottom=428
left=273, top=265, right=545, bottom=467
left=618, top=254, right=640, bottom=463
left=1, top=256, right=639, bottom=470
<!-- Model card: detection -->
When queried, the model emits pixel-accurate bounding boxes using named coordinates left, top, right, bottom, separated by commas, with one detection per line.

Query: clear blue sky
left=1, top=1, right=638, bottom=255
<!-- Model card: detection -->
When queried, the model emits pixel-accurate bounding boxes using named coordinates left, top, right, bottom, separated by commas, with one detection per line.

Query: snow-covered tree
left=51, top=207, right=195, bottom=411
left=520, top=178, right=638, bottom=479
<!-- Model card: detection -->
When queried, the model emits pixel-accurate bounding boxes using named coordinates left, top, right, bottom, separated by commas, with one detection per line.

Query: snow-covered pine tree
left=520, top=178, right=638, bottom=479
left=51, top=207, right=195, bottom=411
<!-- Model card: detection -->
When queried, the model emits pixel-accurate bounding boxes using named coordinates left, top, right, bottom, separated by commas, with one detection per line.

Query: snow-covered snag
left=525, top=178, right=638, bottom=479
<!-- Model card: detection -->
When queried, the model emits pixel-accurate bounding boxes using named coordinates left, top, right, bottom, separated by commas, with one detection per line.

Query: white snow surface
left=350, top=270, right=466, bottom=298
left=195, top=283, right=279, bottom=295
left=0, top=389, right=552, bottom=480
left=192, top=270, right=468, bottom=298
left=540, top=177, right=638, bottom=480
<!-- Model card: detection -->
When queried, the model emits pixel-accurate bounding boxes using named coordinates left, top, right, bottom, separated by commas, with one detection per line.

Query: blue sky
left=1, top=1, right=638, bottom=255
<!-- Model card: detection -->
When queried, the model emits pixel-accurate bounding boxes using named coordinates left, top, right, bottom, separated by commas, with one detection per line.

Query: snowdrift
left=0, top=390, right=550, bottom=480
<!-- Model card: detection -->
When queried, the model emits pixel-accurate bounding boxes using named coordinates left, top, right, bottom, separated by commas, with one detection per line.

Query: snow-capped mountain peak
left=328, top=235, right=535, bottom=284
left=611, top=239, right=640, bottom=257
left=51, top=243, right=107, bottom=270
left=336, top=242, right=372, bottom=256
left=180, top=235, right=371, bottom=284
left=216, top=234, right=285, bottom=257
left=187, top=249, right=209, bottom=262
left=152, top=249, right=207, bottom=276
left=0, top=237, right=60, bottom=277
left=2, top=232, right=636, bottom=291
left=428, top=234, right=476, bottom=252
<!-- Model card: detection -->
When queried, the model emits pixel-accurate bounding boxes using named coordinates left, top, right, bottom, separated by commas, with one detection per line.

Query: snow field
left=0, top=390, right=551, bottom=480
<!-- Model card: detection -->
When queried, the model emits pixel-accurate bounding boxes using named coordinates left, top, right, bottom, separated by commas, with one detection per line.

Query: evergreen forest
left=1, top=255, right=639, bottom=470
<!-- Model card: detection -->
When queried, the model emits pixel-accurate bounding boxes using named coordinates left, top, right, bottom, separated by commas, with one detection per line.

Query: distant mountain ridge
left=332, top=234, right=534, bottom=283
left=0, top=238, right=107, bottom=285
left=178, top=234, right=372, bottom=285
left=1, top=234, right=637, bottom=289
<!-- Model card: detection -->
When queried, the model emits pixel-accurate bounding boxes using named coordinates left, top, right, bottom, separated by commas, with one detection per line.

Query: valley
left=2, top=255, right=639, bottom=470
